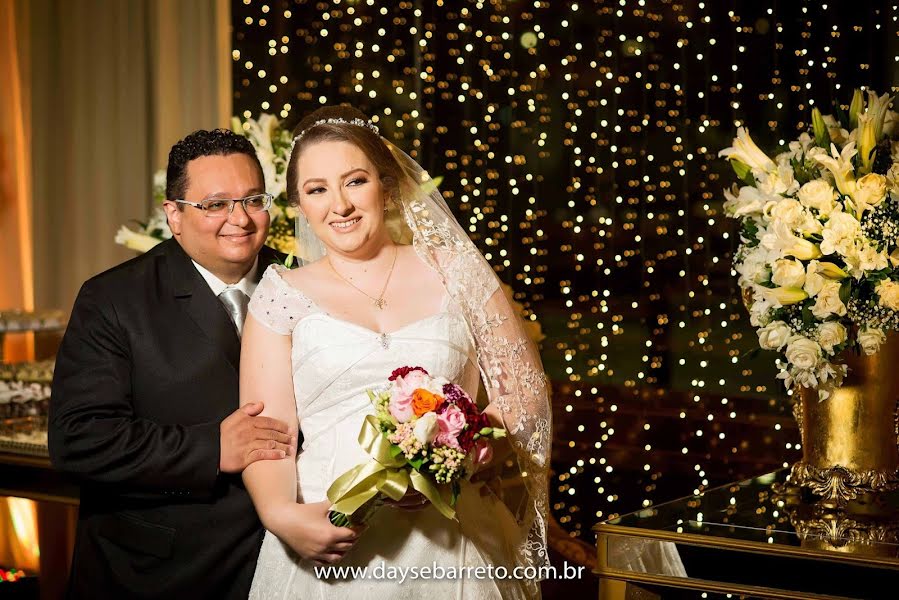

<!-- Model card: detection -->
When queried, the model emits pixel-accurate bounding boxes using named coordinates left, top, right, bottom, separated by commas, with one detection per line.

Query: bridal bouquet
left=115, top=113, right=299, bottom=255
left=722, top=89, right=899, bottom=399
left=327, top=366, right=505, bottom=527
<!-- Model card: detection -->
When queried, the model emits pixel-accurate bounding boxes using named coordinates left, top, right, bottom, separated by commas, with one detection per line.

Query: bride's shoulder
left=261, top=259, right=328, bottom=294
left=251, top=263, right=323, bottom=332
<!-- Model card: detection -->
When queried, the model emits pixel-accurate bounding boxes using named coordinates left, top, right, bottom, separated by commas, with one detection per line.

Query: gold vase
left=784, top=497, right=899, bottom=558
left=789, top=333, right=899, bottom=507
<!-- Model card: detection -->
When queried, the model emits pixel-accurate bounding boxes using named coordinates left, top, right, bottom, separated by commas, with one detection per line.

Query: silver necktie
left=218, top=288, right=250, bottom=336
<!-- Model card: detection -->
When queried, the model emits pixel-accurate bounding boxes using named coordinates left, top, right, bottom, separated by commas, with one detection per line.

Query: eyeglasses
left=173, top=193, right=273, bottom=218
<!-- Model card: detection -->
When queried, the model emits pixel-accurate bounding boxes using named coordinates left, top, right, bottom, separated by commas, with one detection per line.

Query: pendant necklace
left=327, top=246, right=398, bottom=310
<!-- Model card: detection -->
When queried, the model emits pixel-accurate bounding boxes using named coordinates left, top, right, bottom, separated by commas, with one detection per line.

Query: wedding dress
left=246, top=264, right=524, bottom=599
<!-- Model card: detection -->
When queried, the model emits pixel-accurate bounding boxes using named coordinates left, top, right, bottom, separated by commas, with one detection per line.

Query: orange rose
left=411, top=389, right=444, bottom=417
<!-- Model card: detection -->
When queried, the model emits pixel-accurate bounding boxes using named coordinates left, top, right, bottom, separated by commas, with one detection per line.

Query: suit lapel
left=164, top=240, right=241, bottom=373
left=256, top=245, right=285, bottom=278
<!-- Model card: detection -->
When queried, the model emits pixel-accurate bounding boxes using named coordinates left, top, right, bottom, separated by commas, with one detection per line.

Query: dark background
left=231, top=0, right=899, bottom=545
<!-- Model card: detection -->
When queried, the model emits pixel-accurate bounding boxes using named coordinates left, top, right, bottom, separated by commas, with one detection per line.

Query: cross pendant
left=374, top=297, right=386, bottom=310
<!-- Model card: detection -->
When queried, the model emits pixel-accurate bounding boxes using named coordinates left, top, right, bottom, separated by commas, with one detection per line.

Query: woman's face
left=295, top=140, right=390, bottom=257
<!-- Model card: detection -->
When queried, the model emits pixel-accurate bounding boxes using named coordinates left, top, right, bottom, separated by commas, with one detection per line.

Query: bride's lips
left=329, top=217, right=361, bottom=233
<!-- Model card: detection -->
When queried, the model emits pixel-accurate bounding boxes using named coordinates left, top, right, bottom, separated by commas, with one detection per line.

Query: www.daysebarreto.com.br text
left=314, top=560, right=587, bottom=583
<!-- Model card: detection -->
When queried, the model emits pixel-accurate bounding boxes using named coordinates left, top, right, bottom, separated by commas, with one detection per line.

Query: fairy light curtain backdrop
left=231, top=0, right=899, bottom=542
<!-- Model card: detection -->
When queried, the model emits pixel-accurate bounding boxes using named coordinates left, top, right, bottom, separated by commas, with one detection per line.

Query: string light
left=232, top=0, right=897, bottom=540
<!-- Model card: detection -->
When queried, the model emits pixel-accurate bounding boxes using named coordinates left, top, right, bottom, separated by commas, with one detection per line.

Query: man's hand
left=220, top=402, right=296, bottom=473
left=270, top=501, right=364, bottom=565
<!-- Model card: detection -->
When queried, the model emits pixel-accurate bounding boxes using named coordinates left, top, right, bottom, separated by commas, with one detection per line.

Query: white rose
left=766, top=198, right=804, bottom=229
left=412, top=412, right=439, bottom=444
left=877, top=280, right=899, bottom=310
left=812, top=281, right=847, bottom=319
left=771, top=258, right=806, bottom=289
left=758, top=321, right=792, bottom=350
left=817, top=322, right=847, bottom=353
left=797, top=180, right=838, bottom=215
left=785, top=337, right=822, bottom=371
left=858, top=328, right=887, bottom=356
left=854, top=173, right=888, bottom=212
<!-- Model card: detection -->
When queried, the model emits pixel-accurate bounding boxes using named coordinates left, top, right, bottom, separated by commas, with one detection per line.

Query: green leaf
left=801, top=305, right=815, bottom=327
left=409, top=456, right=425, bottom=471
left=812, top=107, right=830, bottom=149
left=839, top=279, right=852, bottom=305
left=730, top=159, right=756, bottom=186
left=743, top=347, right=761, bottom=360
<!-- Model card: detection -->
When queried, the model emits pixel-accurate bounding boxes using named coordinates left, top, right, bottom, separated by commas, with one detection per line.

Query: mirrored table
left=595, top=469, right=899, bottom=599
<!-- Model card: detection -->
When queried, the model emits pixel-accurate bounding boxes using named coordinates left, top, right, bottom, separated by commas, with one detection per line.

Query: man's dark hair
left=165, top=128, right=263, bottom=203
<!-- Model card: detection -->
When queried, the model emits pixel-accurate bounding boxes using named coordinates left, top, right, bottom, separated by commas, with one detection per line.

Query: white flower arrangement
left=116, top=114, right=298, bottom=255
left=724, top=89, right=899, bottom=400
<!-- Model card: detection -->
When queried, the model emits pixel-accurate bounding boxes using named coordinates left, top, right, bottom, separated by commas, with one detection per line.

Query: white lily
left=115, top=226, right=162, bottom=253
left=761, top=220, right=822, bottom=260
left=766, top=287, right=809, bottom=306
left=867, top=91, right=893, bottom=141
left=719, top=127, right=776, bottom=173
left=814, top=142, right=857, bottom=199
left=857, top=113, right=877, bottom=174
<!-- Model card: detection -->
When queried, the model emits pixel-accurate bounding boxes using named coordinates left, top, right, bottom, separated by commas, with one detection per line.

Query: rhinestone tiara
left=290, top=117, right=380, bottom=152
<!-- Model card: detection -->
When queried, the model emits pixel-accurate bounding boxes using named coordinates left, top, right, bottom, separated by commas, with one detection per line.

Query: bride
left=240, top=105, right=551, bottom=599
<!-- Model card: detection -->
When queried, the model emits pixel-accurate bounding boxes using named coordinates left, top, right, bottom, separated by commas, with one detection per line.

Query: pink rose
left=388, top=395, right=414, bottom=423
left=389, top=370, right=431, bottom=423
left=472, top=438, right=494, bottom=467
left=435, top=405, right=466, bottom=449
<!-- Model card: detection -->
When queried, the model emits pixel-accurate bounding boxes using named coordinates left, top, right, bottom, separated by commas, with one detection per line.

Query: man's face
left=163, top=153, right=270, bottom=277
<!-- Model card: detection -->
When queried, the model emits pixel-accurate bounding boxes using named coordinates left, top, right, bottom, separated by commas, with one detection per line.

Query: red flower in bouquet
left=389, top=366, right=428, bottom=381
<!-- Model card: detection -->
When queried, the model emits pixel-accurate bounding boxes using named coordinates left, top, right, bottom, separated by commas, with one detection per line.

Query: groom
left=50, top=129, right=295, bottom=599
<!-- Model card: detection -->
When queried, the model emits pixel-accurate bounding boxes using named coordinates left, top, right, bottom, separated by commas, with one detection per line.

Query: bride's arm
left=240, top=314, right=360, bottom=564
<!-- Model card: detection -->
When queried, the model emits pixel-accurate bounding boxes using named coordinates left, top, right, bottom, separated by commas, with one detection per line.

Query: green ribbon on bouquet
left=326, top=415, right=457, bottom=521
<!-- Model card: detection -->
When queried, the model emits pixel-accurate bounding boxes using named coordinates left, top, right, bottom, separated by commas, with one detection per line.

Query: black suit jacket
left=49, top=239, right=284, bottom=600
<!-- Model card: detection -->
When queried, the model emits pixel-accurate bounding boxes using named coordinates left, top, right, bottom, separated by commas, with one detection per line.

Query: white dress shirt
left=192, top=257, right=260, bottom=299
